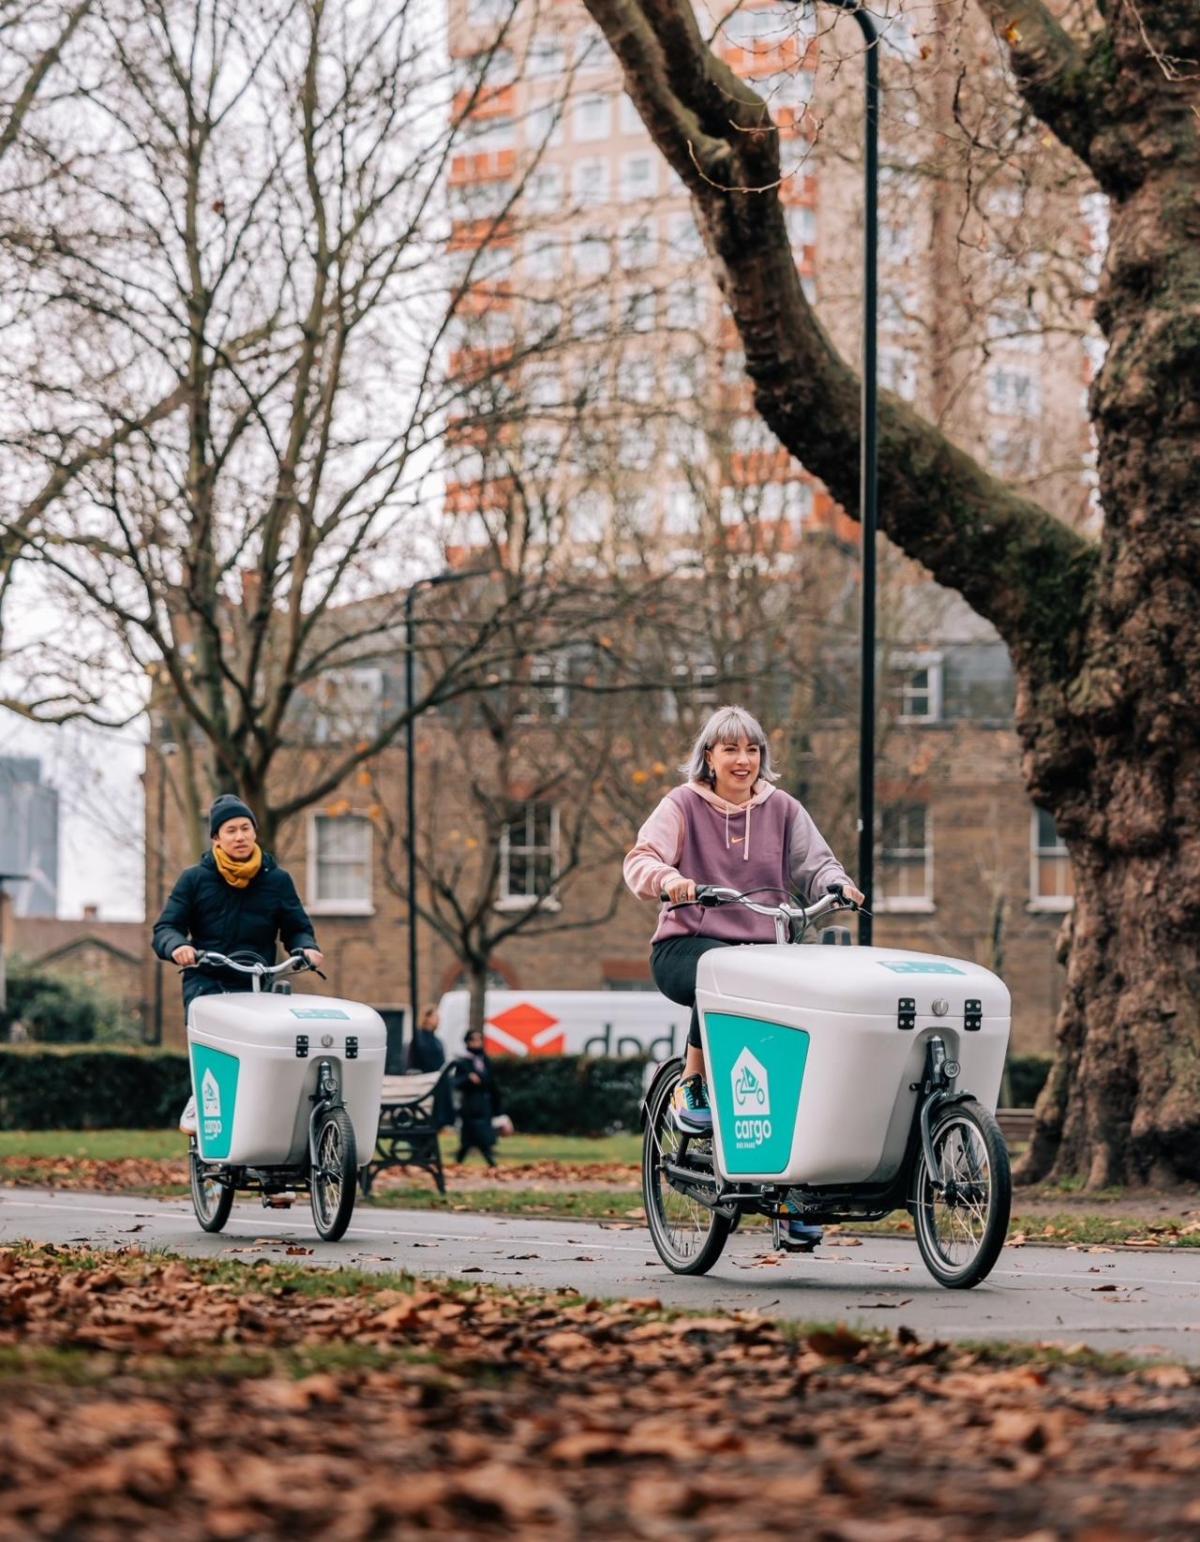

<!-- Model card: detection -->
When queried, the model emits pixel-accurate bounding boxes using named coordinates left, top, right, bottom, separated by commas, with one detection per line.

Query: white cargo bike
left=643, top=887, right=1013, bottom=1288
left=185, top=951, right=386, bottom=1240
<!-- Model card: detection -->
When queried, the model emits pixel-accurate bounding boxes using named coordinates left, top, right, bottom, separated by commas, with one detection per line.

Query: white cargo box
left=187, top=993, right=386, bottom=1166
left=696, top=944, right=1010, bottom=1187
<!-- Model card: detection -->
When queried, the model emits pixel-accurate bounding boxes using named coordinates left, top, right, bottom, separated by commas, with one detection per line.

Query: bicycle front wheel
left=310, top=1107, right=357, bottom=1242
left=913, top=1098, right=1011, bottom=1288
left=642, top=1069, right=731, bottom=1276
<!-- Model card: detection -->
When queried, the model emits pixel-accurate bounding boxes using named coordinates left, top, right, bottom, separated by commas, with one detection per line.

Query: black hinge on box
left=345, top=1036, right=358, bottom=1060
left=964, top=999, right=982, bottom=1032
left=897, top=997, right=916, bottom=1031
left=295, top=1035, right=309, bottom=1058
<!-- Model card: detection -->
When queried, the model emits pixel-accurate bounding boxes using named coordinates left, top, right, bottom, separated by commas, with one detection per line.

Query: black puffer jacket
left=152, top=850, right=318, bottom=1007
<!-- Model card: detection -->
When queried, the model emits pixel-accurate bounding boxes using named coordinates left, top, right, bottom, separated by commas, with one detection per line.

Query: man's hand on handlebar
left=172, top=945, right=198, bottom=967
left=301, top=948, right=324, bottom=970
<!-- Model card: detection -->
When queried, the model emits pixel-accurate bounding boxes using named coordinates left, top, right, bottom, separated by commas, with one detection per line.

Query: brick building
left=143, top=581, right=1068, bottom=1057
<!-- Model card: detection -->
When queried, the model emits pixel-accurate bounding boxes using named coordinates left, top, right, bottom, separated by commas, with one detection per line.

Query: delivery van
left=437, top=989, right=687, bottom=1062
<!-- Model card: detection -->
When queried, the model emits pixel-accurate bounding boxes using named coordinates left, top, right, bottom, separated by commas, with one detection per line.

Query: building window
left=525, top=165, right=563, bottom=215
left=880, top=347, right=918, bottom=402
left=877, top=804, right=933, bottom=911
left=623, top=288, right=656, bottom=333
left=620, top=219, right=654, bottom=270
left=987, top=366, right=1041, bottom=418
left=574, top=92, right=612, bottom=142
left=666, top=283, right=706, bottom=330
left=620, top=152, right=658, bottom=201
left=527, top=36, right=566, bottom=77
left=786, top=204, right=817, bottom=248
left=574, top=229, right=611, bottom=275
left=310, top=814, right=373, bottom=914
left=499, top=802, right=559, bottom=907
left=1030, top=808, right=1074, bottom=910
left=895, top=653, right=942, bottom=723
left=524, top=100, right=564, bottom=148
left=572, top=156, right=610, bottom=207
left=466, top=0, right=510, bottom=30
left=307, top=667, right=384, bottom=744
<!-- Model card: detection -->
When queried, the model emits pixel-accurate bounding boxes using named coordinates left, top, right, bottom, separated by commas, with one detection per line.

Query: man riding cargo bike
left=152, top=795, right=385, bottom=1240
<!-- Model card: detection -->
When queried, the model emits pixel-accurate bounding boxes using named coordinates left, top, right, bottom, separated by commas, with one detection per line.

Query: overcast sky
left=1, top=711, right=144, bottom=921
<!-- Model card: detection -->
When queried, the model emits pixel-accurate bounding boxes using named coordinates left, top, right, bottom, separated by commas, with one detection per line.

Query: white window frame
left=619, top=94, right=642, bottom=134
left=572, top=156, right=610, bottom=207
left=620, top=151, right=658, bottom=201
left=895, top=651, right=943, bottom=723
left=573, top=92, right=612, bottom=142
left=308, top=812, right=374, bottom=917
left=497, top=802, right=560, bottom=910
left=1029, top=808, right=1074, bottom=912
left=876, top=804, right=934, bottom=913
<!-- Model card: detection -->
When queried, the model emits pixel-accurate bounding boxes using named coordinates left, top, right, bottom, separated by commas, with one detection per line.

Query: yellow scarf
left=212, top=842, right=264, bottom=889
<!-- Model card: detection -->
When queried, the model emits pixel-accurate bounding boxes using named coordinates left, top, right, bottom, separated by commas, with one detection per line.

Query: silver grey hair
left=682, top=704, right=780, bottom=786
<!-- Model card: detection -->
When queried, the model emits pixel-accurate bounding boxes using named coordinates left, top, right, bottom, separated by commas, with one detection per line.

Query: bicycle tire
left=913, top=1098, right=1011, bottom=1288
left=642, top=1069, right=732, bottom=1276
left=189, top=1142, right=234, bottom=1234
left=311, top=1106, right=357, bottom=1242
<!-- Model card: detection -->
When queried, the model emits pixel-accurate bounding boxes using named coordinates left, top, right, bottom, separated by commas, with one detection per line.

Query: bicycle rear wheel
left=913, top=1099, right=1011, bottom=1288
left=643, top=1069, right=732, bottom=1275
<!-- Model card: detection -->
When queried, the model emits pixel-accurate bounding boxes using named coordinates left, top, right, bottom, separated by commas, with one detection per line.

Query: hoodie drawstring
left=722, top=800, right=751, bottom=862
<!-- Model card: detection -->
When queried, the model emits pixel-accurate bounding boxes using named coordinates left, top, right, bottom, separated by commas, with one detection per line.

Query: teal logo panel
left=290, top=1008, right=351, bottom=1020
left=191, top=1045, right=240, bottom=1160
left=879, top=961, right=965, bottom=975
left=705, top=1012, right=809, bottom=1175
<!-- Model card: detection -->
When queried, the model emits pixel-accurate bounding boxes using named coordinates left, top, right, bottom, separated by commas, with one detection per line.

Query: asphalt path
left=3, top=1185, right=1198, bottom=1363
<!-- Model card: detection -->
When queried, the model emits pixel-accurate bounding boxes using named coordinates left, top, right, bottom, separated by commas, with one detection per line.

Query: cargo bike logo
left=730, top=1047, right=772, bottom=1150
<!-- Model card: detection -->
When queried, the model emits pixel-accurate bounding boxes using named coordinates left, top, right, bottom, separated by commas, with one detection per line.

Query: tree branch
left=974, top=0, right=1109, bottom=169
left=583, top=0, right=1098, bottom=686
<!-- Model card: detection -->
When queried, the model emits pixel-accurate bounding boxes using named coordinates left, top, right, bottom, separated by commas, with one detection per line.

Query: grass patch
left=0, top=1339, right=415, bottom=1387
left=366, top=1185, right=644, bottom=1222
left=0, top=1128, right=641, bottom=1164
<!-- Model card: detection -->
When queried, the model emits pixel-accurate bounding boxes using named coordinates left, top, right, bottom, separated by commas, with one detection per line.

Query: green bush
left=2, top=961, right=139, bottom=1046
left=0, top=1048, right=190, bottom=1130
left=1006, top=1054, right=1052, bottom=1108
left=492, top=1055, right=649, bottom=1136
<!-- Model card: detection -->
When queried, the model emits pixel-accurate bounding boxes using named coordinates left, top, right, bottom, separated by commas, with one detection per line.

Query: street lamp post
left=403, top=568, right=489, bottom=1064
left=788, top=0, right=880, bottom=941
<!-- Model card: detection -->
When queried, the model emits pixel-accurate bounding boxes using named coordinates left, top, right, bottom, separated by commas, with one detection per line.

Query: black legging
left=652, top=935, right=740, bottom=1049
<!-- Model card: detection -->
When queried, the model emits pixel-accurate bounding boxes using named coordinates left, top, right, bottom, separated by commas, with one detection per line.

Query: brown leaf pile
left=0, top=1247, right=1198, bottom=1538
left=0, top=1156, right=185, bottom=1193
left=0, top=1155, right=642, bottom=1196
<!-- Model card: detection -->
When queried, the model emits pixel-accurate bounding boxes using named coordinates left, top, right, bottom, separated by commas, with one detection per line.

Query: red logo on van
left=485, top=1003, right=564, bottom=1057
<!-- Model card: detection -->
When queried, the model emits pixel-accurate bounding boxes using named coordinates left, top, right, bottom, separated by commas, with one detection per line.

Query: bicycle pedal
left=262, top=1193, right=295, bottom=1209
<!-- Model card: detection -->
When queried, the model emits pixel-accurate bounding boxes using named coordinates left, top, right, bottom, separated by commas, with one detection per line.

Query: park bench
left=359, top=1066, right=454, bottom=1197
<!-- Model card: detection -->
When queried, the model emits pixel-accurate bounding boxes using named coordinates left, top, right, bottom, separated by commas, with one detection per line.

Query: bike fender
left=640, top=1057, right=683, bottom=1129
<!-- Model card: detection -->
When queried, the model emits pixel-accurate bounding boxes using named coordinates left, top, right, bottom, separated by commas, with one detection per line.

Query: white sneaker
left=179, top=1095, right=197, bottom=1135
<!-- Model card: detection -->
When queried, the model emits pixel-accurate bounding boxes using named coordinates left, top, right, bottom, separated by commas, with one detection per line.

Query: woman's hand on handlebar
left=664, top=877, right=698, bottom=905
left=172, top=945, right=198, bottom=967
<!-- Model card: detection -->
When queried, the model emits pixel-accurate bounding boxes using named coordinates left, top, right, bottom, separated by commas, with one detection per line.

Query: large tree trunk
left=582, top=0, right=1200, bottom=1183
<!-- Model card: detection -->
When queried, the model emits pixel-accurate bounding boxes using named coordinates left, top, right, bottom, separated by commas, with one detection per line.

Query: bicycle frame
left=645, top=1031, right=967, bottom=1230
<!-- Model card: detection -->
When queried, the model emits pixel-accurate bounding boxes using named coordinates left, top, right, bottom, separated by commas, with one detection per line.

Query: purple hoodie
left=624, top=781, right=852, bottom=944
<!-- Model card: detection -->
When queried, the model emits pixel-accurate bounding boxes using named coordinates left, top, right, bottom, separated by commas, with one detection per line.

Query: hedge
left=493, top=1055, right=649, bottom=1136
left=0, top=1047, right=190, bottom=1130
left=1006, top=1054, right=1052, bottom=1109
left=0, top=1047, right=1052, bottom=1133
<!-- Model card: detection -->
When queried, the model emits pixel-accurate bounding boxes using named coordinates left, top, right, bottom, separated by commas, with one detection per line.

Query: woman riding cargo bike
left=624, top=705, right=864, bottom=1252
left=626, top=707, right=1013, bottom=1289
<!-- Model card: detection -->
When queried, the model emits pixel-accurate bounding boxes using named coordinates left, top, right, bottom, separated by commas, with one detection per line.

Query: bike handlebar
left=192, top=950, right=315, bottom=979
left=659, top=884, right=866, bottom=926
